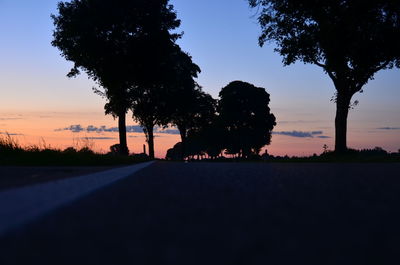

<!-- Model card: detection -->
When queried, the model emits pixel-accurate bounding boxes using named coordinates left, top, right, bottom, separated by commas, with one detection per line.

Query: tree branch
left=374, top=61, right=390, bottom=73
left=352, top=61, right=391, bottom=94
left=313, top=60, right=327, bottom=68
left=312, top=59, right=337, bottom=83
left=326, top=70, right=337, bottom=83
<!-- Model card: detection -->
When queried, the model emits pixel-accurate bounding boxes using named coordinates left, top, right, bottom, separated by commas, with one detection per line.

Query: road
left=0, top=165, right=117, bottom=191
left=1, top=162, right=400, bottom=265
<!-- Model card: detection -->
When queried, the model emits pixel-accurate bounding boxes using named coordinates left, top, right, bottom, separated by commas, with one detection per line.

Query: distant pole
left=143, top=144, right=146, bottom=155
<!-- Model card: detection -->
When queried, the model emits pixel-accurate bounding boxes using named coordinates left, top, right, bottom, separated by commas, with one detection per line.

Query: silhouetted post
left=143, top=144, right=146, bottom=155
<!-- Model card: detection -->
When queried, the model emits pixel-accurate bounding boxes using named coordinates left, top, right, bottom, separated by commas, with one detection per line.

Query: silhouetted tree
left=52, top=0, right=181, bottom=155
left=160, top=49, right=203, bottom=159
left=201, top=120, right=226, bottom=159
left=131, top=86, right=170, bottom=160
left=249, top=0, right=400, bottom=153
left=219, top=81, right=276, bottom=158
left=185, top=132, right=205, bottom=159
left=170, top=87, right=216, bottom=159
left=165, top=142, right=183, bottom=161
left=131, top=46, right=198, bottom=159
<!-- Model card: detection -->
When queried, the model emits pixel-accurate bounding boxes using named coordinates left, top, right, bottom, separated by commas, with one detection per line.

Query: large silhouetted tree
left=131, top=97, right=160, bottom=160
left=131, top=46, right=200, bottom=159
left=170, top=87, right=216, bottom=159
left=164, top=51, right=203, bottom=141
left=131, top=84, right=170, bottom=160
left=51, top=0, right=180, bottom=155
left=219, top=81, right=276, bottom=158
left=249, top=0, right=400, bottom=153
left=201, top=119, right=226, bottom=159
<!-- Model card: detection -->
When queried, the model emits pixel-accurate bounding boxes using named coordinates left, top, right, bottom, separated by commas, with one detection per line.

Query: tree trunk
left=118, top=112, right=129, bottom=156
left=146, top=126, right=155, bottom=159
left=179, top=126, right=187, bottom=161
left=335, top=93, right=351, bottom=154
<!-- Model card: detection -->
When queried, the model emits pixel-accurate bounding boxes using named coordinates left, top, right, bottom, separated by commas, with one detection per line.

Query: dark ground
left=1, top=162, right=400, bottom=265
left=0, top=166, right=116, bottom=191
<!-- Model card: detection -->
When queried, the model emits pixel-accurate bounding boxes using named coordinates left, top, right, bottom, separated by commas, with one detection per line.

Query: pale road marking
left=0, top=161, right=155, bottom=236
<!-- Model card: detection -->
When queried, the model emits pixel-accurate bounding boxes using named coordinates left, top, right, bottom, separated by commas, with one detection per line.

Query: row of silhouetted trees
left=51, top=0, right=276, bottom=159
left=166, top=81, right=276, bottom=160
left=51, top=0, right=204, bottom=158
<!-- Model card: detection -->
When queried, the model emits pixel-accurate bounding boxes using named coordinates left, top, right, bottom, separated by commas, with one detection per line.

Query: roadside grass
left=0, top=134, right=149, bottom=166
left=268, top=147, right=400, bottom=163
left=182, top=147, right=400, bottom=163
left=269, top=151, right=400, bottom=163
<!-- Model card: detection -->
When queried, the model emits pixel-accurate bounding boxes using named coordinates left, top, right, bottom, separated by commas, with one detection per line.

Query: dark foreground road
left=0, top=166, right=116, bottom=191
left=1, top=162, right=400, bottom=265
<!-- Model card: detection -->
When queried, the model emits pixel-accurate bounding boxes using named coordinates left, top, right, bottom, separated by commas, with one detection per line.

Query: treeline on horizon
left=1, top=132, right=399, bottom=165
left=49, top=0, right=400, bottom=160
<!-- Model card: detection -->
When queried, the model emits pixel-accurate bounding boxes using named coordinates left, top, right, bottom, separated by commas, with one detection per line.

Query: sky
left=0, top=0, right=399, bottom=158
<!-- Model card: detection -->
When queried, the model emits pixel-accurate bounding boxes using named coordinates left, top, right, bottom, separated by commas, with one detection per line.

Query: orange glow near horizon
left=0, top=111, right=181, bottom=158
left=1, top=110, right=399, bottom=159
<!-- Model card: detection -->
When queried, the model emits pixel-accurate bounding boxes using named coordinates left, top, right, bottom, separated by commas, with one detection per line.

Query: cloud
left=155, top=128, right=180, bottom=135
left=377, top=127, right=400, bottom=130
left=56, top=125, right=84, bottom=133
left=81, top=137, right=116, bottom=140
left=272, top=130, right=329, bottom=138
left=311, top=131, right=323, bottom=135
left=56, top=125, right=180, bottom=135
left=0, top=132, right=24, bottom=136
left=56, top=125, right=144, bottom=134
left=279, top=120, right=326, bottom=124
left=0, top=118, right=23, bottom=121
left=127, top=126, right=145, bottom=133
left=317, top=136, right=331, bottom=139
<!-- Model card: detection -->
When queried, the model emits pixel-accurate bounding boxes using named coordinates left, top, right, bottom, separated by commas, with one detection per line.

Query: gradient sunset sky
left=1, top=0, right=399, bottom=158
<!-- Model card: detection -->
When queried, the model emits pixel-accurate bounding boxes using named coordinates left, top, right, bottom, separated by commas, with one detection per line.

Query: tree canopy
left=219, top=81, right=276, bottom=158
left=166, top=81, right=276, bottom=160
left=249, top=0, right=400, bottom=152
left=51, top=0, right=181, bottom=155
left=131, top=46, right=201, bottom=159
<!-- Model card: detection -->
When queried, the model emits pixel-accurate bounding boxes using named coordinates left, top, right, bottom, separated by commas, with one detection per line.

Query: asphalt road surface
left=0, top=166, right=117, bottom=191
left=1, top=162, right=400, bottom=265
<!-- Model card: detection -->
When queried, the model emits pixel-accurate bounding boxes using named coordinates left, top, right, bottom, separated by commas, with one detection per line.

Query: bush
left=63, top=147, right=77, bottom=154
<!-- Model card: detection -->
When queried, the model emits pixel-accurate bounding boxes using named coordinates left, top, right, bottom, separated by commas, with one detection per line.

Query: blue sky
left=0, top=0, right=399, bottom=155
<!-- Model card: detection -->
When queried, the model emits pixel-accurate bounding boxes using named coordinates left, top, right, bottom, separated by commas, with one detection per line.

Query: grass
left=0, top=134, right=150, bottom=166
left=267, top=147, right=400, bottom=163
left=183, top=147, right=400, bottom=163
left=2, top=134, right=398, bottom=165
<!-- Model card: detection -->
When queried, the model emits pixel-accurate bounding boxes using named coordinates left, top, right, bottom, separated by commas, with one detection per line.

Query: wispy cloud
left=55, top=125, right=84, bottom=133
left=80, top=137, right=116, bottom=140
left=56, top=125, right=144, bottom=134
left=0, top=118, right=23, bottom=121
left=56, top=125, right=181, bottom=135
left=377, top=127, right=400, bottom=130
left=272, top=130, right=330, bottom=138
left=0, top=132, right=24, bottom=136
left=155, top=128, right=180, bottom=135
left=278, top=120, right=326, bottom=124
